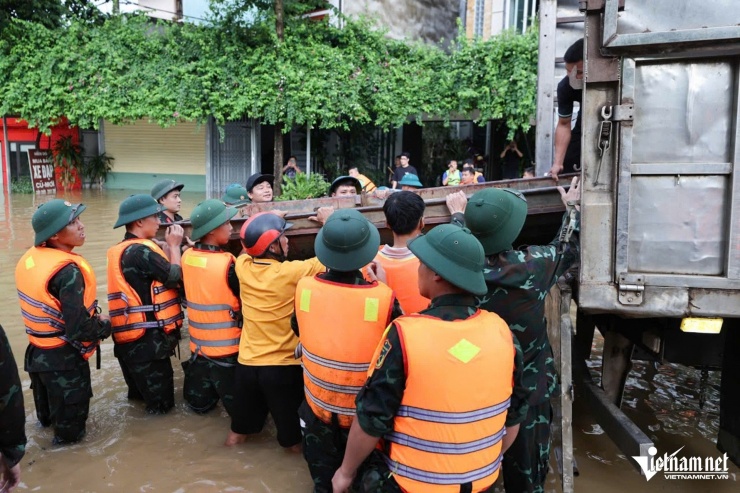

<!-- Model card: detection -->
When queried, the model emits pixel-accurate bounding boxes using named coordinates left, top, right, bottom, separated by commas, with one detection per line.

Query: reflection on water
left=1, top=191, right=737, bottom=492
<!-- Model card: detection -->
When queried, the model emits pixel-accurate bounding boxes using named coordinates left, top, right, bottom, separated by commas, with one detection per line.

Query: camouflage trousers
left=117, top=357, right=174, bottom=414
left=502, top=400, right=552, bottom=493
left=300, top=404, right=353, bottom=493
left=29, top=360, right=92, bottom=444
left=182, top=354, right=237, bottom=416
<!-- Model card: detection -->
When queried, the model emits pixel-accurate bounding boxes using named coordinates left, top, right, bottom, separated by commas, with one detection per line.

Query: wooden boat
left=158, top=173, right=577, bottom=258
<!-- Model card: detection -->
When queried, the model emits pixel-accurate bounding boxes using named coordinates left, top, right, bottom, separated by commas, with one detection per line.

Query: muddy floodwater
left=1, top=189, right=737, bottom=492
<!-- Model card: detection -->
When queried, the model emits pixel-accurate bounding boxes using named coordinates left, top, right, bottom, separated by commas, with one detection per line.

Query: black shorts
left=230, top=364, right=304, bottom=447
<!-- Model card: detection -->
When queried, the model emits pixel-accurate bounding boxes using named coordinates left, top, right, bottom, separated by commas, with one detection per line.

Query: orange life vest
left=107, top=238, right=184, bottom=344
left=15, top=247, right=99, bottom=360
left=357, top=173, right=377, bottom=193
left=373, top=248, right=430, bottom=314
left=296, top=275, right=394, bottom=428
left=381, top=311, right=515, bottom=492
left=181, top=248, right=242, bottom=358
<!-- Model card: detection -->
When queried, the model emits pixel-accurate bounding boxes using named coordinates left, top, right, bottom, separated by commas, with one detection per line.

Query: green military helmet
left=151, top=179, right=184, bottom=201
left=32, top=199, right=87, bottom=246
left=221, top=183, right=250, bottom=207
left=314, top=209, right=380, bottom=272
left=408, top=223, right=487, bottom=295
left=398, top=173, right=423, bottom=189
left=113, top=194, right=163, bottom=229
left=329, top=176, right=362, bottom=196
left=190, top=199, right=238, bottom=241
left=464, top=188, right=528, bottom=255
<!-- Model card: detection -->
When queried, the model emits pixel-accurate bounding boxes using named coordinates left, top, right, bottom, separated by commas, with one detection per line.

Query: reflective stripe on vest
left=15, top=247, right=100, bottom=360
left=106, top=238, right=184, bottom=344
left=372, top=249, right=430, bottom=315
left=296, top=275, right=394, bottom=428
left=181, top=248, right=241, bottom=358
left=384, top=311, right=515, bottom=492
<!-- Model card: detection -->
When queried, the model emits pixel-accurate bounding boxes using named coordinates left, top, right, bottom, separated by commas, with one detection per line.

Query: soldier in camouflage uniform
left=109, top=195, right=185, bottom=414
left=291, top=209, right=403, bottom=493
left=1, top=324, right=26, bottom=491
left=332, top=223, right=530, bottom=493
left=151, top=179, right=185, bottom=224
left=15, top=200, right=111, bottom=445
left=462, top=177, right=581, bottom=493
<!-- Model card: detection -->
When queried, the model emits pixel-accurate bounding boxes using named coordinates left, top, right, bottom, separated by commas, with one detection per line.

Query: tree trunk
left=112, top=0, right=120, bottom=15
left=273, top=0, right=285, bottom=196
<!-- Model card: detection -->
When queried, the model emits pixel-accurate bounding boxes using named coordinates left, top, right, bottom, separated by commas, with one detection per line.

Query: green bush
left=10, top=177, right=33, bottom=193
left=277, top=173, right=330, bottom=201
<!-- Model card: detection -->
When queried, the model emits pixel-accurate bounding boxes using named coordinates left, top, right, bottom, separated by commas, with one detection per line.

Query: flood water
left=1, top=189, right=738, bottom=492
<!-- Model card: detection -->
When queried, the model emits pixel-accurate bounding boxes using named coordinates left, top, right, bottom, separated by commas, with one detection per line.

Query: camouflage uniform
left=291, top=270, right=403, bottom=493
left=473, top=213, right=580, bottom=493
left=114, top=233, right=182, bottom=414
left=0, top=324, right=26, bottom=468
left=23, top=263, right=111, bottom=444
left=182, top=243, right=240, bottom=416
left=354, top=294, right=530, bottom=493
left=157, top=211, right=183, bottom=224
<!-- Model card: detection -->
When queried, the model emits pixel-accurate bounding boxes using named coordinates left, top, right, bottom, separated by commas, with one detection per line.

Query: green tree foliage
left=0, top=6, right=538, bottom=137
left=277, top=172, right=329, bottom=200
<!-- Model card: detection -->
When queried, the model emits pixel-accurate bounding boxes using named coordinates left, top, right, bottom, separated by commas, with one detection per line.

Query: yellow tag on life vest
left=25, top=256, right=36, bottom=270
left=364, top=298, right=379, bottom=322
left=300, top=289, right=311, bottom=312
left=184, top=255, right=207, bottom=268
left=448, top=338, right=481, bottom=364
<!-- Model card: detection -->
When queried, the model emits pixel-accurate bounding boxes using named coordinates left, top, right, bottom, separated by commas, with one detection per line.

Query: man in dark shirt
left=550, top=39, right=584, bottom=180
left=151, top=179, right=185, bottom=223
left=0, top=324, right=26, bottom=492
left=332, top=224, right=529, bottom=493
left=462, top=178, right=581, bottom=493
left=391, top=152, right=418, bottom=189
left=109, top=194, right=184, bottom=414
left=15, top=200, right=111, bottom=445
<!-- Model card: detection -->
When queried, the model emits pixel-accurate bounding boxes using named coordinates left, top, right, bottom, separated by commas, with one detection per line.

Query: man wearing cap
left=15, top=199, right=111, bottom=444
left=462, top=177, right=581, bottom=493
left=108, top=194, right=185, bottom=414
left=391, top=152, right=418, bottom=189
left=225, top=207, right=333, bottom=449
left=329, top=176, right=362, bottom=197
left=180, top=199, right=241, bottom=416
left=293, top=209, right=402, bottom=492
left=246, top=173, right=274, bottom=203
left=151, top=179, right=185, bottom=224
left=397, top=173, right=423, bottom=191
left=332, top=223, right=529, bottom=493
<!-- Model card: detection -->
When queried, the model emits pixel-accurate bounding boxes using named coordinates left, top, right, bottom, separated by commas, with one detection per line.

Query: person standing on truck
left=549, top=39, right=584, bottom=181
left=461, top=177, right=581, bottom=493
left=331, top=223, right=529, bottom=493
left=225, top=208, right=333, bottom=450
left=391, top=152, right=418, bottom=189
left=181, top=199, right=241, bottom=416
left=108, top=194, right=185, bottom=415
left=294, top=209, right=401, bottom=492
left=0, top=324, right=26, bottom=492
left=15, top=200, right=111, bottom=444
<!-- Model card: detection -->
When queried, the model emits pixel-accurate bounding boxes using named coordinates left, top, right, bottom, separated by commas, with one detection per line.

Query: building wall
left=334, top=0, right=460, bottom=44
left=103, top=119, right=206, bottom=192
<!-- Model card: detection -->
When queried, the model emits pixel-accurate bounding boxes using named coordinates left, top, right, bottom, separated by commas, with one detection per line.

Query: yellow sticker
left=364, top=298, right=379, bottom=322
left=680, top=317, right=723, bottom=334
left=448, top=338, right=481, bottom=364
left=25, top=256, right=35, bottom=270
left=300, top=289, right=311, bottom=312
left=184, top=255, right=207, bottom=268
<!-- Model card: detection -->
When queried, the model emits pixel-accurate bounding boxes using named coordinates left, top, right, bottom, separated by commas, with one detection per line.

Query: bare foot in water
left=286, top=443, right=302, bottom=453
left=224, top=431, right=248, bottom=446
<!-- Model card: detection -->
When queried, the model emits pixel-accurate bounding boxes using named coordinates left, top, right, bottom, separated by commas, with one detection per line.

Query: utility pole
left=273, top=0, right=285, bottom=196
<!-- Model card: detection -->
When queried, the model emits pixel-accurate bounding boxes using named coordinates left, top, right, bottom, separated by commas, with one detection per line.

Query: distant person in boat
left=442, top=159, right=461, bottom=186
left=459, top=177, right=581, bottom=493
left=329, top=176, right=362, bottom=197
left=225, top=207, right=333, bottom=451
left=391, top=152, right=418, bottom=189
left=397, top=174, right=423, bottom=191
left=348, top=166, right=377, bottom=193
left=246, top=173, right=274, bottom=203
left=294, top=209, right=401, bottom=492
left=523, top=167, right=535, bottom=179
left=181, top=199, right=241, bottom=418
left=151, top=179, right=184, bottom=224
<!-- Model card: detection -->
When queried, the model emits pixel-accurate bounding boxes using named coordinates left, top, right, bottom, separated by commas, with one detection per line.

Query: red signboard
left=27, top=150, right=57, bottom=194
